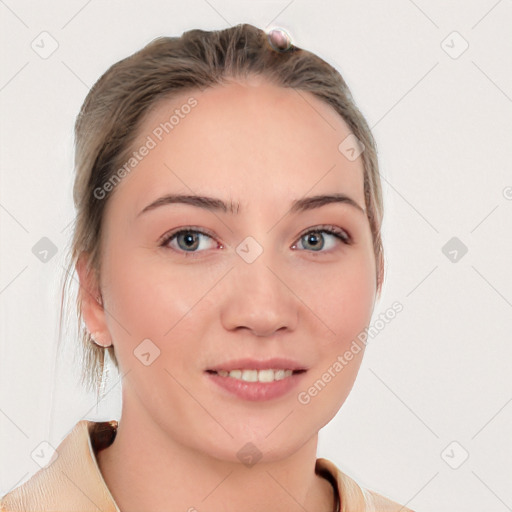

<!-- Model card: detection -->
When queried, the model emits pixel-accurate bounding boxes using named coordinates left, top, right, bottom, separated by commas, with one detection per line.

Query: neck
left=96, top=403, right=335, bottom=512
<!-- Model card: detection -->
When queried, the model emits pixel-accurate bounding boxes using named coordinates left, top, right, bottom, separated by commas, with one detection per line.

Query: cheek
left=100, top=244, right=207, bottom=349
left=296, top=254, right=375, bottom=423
left=312, top=248, right=376, bottom=351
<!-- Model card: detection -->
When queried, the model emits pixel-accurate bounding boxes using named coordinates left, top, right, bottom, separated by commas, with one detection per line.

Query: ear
left=76, top=252, right=112, bottom=347
left=376, top=249, right=385, bottom=298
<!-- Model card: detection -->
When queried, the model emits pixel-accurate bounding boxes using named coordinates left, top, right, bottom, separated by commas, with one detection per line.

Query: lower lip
left=205, top=371, right=306, bottom=401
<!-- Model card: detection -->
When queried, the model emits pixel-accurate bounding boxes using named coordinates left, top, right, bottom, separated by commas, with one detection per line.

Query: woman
left=1, top=24, right=414, bottom=512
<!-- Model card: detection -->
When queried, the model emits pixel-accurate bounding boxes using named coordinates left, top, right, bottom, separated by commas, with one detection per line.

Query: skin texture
left=77, top=76, right=378, bottom=511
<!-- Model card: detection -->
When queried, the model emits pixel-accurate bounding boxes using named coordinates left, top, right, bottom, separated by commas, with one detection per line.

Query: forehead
left=108, top=79, right=365, bottom=217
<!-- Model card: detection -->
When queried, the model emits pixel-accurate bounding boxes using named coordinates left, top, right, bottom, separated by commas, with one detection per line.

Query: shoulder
left=316, top=457, right=416, bottom=512
left=0, top=420, right=119, bottom=512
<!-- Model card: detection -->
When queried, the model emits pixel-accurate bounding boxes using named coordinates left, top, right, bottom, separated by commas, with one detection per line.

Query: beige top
left=1, top=420, right=415, bottom=512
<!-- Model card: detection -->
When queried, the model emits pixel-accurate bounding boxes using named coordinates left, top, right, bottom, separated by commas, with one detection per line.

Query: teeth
left=215, top=369, right=294, bottom=382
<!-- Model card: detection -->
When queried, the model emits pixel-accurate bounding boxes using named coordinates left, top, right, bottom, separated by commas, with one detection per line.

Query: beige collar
left=1, top=420, right=120, bottom=512
left=1, top=420, right=411, bottom=512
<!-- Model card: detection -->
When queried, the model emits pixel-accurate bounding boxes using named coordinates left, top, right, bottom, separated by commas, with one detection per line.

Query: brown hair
left=60, top=23, right=384, bottom=397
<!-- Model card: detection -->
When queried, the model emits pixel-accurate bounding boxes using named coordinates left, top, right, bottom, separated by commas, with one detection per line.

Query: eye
left=158, top=224, right=352, bottom=258
left=158, top=227, right=221, bottom=257
left=291, top=225, right=352, bottom=253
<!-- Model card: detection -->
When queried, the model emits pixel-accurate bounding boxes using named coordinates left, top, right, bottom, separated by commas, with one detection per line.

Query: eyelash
left=158, top=225, right=352, bottom=258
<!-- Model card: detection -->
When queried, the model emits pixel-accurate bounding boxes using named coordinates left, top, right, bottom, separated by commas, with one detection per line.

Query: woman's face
left=91, top=77, right=377, bottom=462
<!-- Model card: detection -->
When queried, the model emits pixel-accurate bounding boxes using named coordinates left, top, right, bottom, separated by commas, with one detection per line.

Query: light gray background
left=1, top=1, right=511, bottom=510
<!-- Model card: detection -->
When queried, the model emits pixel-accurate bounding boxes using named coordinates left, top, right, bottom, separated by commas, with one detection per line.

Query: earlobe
left=90, top=330, right=112, bottom=348
left=76, top=252, right=112, bottom=347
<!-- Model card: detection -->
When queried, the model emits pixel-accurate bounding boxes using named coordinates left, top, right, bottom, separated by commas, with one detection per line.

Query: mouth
left=204, top=367, right=308, bottom=401
left=205, top=368, right=307, bottom=383
left=204, top=358, right=308, bottom=401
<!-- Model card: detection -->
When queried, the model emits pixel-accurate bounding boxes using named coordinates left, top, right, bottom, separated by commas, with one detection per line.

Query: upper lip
left=207, top=358, right=308, bottom=372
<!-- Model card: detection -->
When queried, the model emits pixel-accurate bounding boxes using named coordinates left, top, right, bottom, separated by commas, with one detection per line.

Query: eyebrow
left=137, top=193, right=366, bottom=218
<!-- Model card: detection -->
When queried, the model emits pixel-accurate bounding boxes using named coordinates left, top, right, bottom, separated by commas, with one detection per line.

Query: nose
left=220, top=254, right=299, bottom=337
